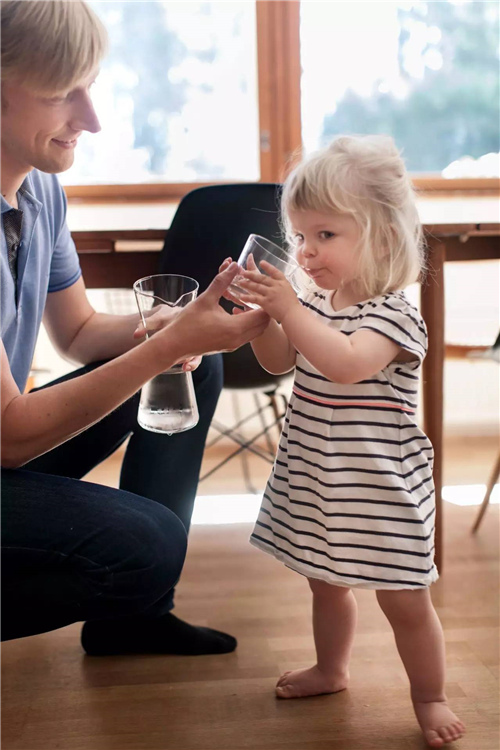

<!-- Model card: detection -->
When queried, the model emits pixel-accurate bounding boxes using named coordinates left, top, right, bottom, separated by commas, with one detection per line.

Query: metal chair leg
left=254, top=392, right=276, bottom=456
left=267, top=391, right=287, bottom=437
left=232, top=391, right=257, bottom=494
left=471, top=450, right=500, bottom=533
left=200, top=389, right=289, bottom=491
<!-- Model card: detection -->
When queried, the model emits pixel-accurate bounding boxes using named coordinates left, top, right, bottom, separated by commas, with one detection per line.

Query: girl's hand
left=239, top=257, right=300, bottom=321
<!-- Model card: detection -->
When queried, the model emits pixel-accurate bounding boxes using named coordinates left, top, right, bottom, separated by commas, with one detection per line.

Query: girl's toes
left=439, top=726, right=454, bottom=743
left=276, top=672, right=291, bottom=687
left=451, top=722, right=465, bottom=739
left=425, top=730, right=444, bottom=748
left=449, top=723, right=459, bottom=738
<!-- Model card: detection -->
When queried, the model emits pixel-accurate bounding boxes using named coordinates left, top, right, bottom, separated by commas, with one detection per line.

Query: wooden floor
left=2, top=436, right=499, bottom=750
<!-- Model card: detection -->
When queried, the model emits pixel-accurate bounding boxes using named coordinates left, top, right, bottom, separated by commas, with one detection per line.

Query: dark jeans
left=1, top=354, right=223, bottom=641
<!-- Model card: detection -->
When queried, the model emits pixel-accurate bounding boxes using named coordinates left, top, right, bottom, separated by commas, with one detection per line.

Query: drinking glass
left=228, top=234, right=300, bottom=309
left=133, top=274, right=200, bottom=434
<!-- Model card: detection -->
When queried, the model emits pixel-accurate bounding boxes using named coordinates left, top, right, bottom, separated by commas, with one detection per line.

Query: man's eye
left=47, top=94, right=68, bottom=104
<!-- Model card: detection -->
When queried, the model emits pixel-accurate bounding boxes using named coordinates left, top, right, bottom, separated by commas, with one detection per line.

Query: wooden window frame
left=64, top=0, right=499, bottom=205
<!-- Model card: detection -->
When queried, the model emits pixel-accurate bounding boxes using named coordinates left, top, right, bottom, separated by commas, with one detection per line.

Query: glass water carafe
left=133, top=274, right=200, bottom=434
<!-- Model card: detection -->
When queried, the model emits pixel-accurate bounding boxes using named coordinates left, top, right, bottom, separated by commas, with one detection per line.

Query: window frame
left=64, top=0, right=499, bottom=204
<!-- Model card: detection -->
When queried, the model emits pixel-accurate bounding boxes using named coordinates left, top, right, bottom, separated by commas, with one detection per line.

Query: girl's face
left=289, top=208, right=362, bottom=296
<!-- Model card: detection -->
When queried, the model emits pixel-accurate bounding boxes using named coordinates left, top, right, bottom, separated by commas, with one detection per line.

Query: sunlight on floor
left=191, top=483, right=499, bottom=525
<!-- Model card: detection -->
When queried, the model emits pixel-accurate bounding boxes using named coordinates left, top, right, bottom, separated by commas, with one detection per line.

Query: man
left=1, top=0, right=268, bottom=655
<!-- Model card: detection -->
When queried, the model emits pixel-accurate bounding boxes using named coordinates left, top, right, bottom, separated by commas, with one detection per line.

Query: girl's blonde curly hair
left=282, top=135, right=425, bottom=297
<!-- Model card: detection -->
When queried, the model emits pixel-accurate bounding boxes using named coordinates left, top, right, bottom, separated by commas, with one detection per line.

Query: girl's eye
left=293, top=234, right=304, bottom=243
left=319, top=231, right=335, bottom=240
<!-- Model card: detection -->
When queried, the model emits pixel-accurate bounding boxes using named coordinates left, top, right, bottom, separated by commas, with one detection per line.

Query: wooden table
left=69, top=197, right=500, bottom=571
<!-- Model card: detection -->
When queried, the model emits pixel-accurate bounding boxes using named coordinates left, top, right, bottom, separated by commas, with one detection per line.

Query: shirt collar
left=1, top=173, right=41, bottom=214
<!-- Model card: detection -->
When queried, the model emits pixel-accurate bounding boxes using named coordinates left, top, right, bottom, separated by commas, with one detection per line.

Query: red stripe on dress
left=293, top=386, right=415, bottom=413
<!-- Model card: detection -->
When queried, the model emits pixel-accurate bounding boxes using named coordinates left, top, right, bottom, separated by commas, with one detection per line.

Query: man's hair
left=282, top=135, right=425, bottom=297
left=1, top=0, right=108, bottom=93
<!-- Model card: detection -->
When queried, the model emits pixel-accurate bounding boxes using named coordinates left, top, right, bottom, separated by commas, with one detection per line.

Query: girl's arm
left=247, top=317, right=296, bottom=375
left=240, top=263, right=401, bottom=384
left=280, top=306, right=400, bottom=383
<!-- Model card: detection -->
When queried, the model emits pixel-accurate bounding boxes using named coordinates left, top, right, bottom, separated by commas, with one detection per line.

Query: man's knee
left=105, top=500, right=188, bottom=614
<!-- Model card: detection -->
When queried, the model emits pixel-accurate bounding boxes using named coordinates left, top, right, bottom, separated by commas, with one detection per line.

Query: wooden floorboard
left=2, top=496, right=498, bottom=750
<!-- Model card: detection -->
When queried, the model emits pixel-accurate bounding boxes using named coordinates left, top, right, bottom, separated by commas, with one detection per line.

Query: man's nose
left=70, top=93, right=101, bottom=134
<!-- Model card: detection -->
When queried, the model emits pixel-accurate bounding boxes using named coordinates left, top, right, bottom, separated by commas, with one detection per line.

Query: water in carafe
left=138, top=367, right=199, bottom=434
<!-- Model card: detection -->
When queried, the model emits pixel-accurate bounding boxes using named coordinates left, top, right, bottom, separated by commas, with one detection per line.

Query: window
left=63, top=0, right=499, bottom=198
left=300, top=1, right=500, bottom=177
left=62, top=1, right=260, bottom=186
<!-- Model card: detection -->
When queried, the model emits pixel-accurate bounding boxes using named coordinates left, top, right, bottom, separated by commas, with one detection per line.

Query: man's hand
left=218, top=256, right=249, bottom=308
left=133, top=305, right=201, bottom=372
left=154, top=262, right=270, bottom=367
left=238, top=257, right=301, bottom=322
left=133, top=304, right=179, bottom=340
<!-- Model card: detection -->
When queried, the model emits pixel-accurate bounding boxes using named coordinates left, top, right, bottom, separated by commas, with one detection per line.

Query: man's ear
left=1, top=88, right=8, bottom=113
left=1, top=79, right=15, bottom=113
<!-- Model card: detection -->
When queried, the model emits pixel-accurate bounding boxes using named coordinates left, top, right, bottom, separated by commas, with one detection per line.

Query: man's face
left=1, top=70, right=101, bottom=176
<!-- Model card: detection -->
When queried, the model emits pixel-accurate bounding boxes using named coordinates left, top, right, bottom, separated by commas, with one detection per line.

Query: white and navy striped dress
left=250, top=290, right=437, bottom=590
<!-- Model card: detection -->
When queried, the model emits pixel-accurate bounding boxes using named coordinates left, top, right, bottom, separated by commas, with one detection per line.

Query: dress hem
left=249, top=536, right=439, bottom=591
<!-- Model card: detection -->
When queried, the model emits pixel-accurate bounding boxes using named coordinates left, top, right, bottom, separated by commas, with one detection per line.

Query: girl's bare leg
left=376, top=588, right=465, bottom=748
left=276, top=579, right=356, bottom=698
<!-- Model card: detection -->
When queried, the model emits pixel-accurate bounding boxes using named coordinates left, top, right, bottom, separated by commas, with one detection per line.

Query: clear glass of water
left=133, top=274, right=200, bottom=434
left=228, top=234, right=301, bottom=308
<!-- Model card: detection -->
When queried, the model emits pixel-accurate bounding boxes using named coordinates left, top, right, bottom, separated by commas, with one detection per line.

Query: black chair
left=158, top=184, right=290, bottom=492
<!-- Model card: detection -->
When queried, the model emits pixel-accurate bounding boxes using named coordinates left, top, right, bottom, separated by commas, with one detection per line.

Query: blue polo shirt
left=1, top=170, right=82, bottom=392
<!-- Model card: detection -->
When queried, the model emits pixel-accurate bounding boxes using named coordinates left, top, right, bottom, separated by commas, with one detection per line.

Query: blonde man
left=1, top=0, right=268, bottom=654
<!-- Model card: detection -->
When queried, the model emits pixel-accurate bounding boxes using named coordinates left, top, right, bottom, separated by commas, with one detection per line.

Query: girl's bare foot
left=275, top=665, right=349, bottom=699
left=413, top=700, right=466, bottom=747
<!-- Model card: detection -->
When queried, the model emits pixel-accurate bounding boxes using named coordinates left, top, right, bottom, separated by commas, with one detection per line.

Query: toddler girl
left=238, top=136, right=465, bottom=748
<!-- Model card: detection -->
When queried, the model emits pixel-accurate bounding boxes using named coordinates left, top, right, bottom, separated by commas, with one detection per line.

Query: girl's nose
left=302, top=241, right=317, bottom=257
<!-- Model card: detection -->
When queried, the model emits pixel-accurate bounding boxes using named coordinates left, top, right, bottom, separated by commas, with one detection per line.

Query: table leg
left=421, top=238, right=446, bottom=572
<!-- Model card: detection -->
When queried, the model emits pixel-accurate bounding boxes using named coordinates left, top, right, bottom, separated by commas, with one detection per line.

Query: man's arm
left=43, top=277, right=143, bottom=364
left=0, top=337, right=169, bottom=468
left=1, top=264, right=269, bottom=468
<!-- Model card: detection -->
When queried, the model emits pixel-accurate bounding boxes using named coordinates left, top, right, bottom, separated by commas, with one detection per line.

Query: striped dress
left=250, top=290, right=438, bottom=590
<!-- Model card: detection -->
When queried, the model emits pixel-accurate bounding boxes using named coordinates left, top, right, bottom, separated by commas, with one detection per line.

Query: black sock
left=81, top=613, right=237, bottom=656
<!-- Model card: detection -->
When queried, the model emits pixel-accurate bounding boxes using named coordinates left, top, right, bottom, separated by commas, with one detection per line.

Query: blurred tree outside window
left=62, top=0, right=499, bottom=189
left=301, top=0, right=500, bottom=177
left=61, top=1, right=259, bottom=185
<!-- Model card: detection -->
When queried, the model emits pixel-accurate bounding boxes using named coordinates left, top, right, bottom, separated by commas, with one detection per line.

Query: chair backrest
left=158, top=184, right=287, bottom=391
left=158, top=183, right=283, bottom=293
